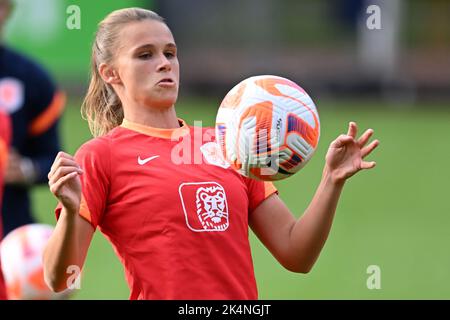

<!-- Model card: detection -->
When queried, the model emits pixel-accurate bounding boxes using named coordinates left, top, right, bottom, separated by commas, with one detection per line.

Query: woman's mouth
left=157, top=78, right=175, bottom=87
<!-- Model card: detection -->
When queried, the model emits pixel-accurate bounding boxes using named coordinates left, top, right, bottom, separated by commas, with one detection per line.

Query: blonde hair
left=82, top=8, right=165, bottom=137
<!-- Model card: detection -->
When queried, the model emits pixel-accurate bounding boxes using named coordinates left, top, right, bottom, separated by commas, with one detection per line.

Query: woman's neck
left=123, top=105, right=180, bottom=129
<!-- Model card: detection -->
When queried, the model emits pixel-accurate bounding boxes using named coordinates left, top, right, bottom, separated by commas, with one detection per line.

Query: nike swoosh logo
left=138, top=155, right=159, bottom=165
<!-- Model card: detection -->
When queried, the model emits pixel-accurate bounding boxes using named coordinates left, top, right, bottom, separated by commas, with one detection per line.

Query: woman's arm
left=43, top=152, right=94, bottom=292
left=249, top=122, right=379, bottom=273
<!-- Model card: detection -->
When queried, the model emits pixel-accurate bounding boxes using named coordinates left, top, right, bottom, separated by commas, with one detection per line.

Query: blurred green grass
left=33, top=98, right=450, bottom=299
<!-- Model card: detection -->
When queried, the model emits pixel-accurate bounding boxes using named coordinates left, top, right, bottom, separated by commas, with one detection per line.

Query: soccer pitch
left=32, top=98, right=450, bottom=299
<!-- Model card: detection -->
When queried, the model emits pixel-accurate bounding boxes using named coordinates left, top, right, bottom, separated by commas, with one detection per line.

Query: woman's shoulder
left=75, top=134, right=112, bottom=157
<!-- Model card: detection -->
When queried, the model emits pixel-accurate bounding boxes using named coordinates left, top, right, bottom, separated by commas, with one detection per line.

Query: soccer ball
left=215, top=75, right=320, bottom=181
left=0, top=223, right=73, bottom=300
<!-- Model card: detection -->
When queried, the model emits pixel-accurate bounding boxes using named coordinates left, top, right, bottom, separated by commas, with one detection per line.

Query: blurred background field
left=5, top=0, right=450, bottom=299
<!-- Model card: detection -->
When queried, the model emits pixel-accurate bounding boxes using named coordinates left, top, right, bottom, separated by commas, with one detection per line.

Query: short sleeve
left=245, top=178, right=278, bottom=213
left=54, top=138, right=110, bottom=229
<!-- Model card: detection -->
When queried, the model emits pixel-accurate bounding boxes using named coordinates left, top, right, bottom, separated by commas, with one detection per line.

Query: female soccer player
left=43, top=8, right=379, bottom=299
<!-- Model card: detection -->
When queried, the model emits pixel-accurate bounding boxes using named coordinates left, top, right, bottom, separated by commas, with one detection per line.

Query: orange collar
left=120, top=118, right=190, bottom=139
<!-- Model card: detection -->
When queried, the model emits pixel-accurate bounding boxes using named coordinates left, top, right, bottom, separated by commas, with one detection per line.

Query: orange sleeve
left=29, top=91, right=66, bottom=136
left=55, top=195, right=93, bottom=227
left=245, top=178, right=278, bottom=214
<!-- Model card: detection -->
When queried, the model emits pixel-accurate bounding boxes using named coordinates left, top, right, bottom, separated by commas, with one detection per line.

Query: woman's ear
left=98, top=63, right=121, bottom=85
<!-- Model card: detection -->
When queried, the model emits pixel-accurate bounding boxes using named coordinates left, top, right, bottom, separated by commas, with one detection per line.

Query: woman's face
left=112, top=19, right=179, bottom=109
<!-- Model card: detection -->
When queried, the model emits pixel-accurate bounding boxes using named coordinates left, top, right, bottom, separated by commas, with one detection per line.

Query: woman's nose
left=157, top=54, right=171, bottom=72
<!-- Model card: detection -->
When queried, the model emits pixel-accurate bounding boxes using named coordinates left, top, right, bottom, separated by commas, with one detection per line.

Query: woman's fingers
left=48, top=154, right=80, bottom=180
left=347, top=122, right=358, bottom=138
left=49, top=171, right=79, bottom=196
left=361, top=161, right=376, bottom=170
left=48, top=166, right=83, bottom=186
left=331, top=134, right=354, bottom=148
left=361, top=140, right=380, bottom=158
left=55, top=151, right=75, bottom=162
left=51, top=152, right=77, bottom=172
left=357, top=129, right=374, bottom=148
left=49, top=159, right=80, bottom=179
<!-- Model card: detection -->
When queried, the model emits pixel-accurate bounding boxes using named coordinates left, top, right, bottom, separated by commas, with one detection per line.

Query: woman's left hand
left=325, top=122, right=379, bottom=184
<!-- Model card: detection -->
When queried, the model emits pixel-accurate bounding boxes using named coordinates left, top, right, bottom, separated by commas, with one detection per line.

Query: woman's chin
left=145, top=97, right=177, bottom=110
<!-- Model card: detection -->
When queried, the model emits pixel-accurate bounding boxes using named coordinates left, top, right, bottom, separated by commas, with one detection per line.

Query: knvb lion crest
left=196, top=186, right=228, bottom=231
left=179, top=182, right=229, bottom=232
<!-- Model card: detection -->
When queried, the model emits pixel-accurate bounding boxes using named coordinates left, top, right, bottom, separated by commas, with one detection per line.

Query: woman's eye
left=139, top=53, right=152, bottom=59
left=165, top=52, right=176, bottom=58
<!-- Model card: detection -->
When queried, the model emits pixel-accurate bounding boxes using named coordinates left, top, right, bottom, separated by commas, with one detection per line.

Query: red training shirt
left=56, top=119, right=277, bottom=299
